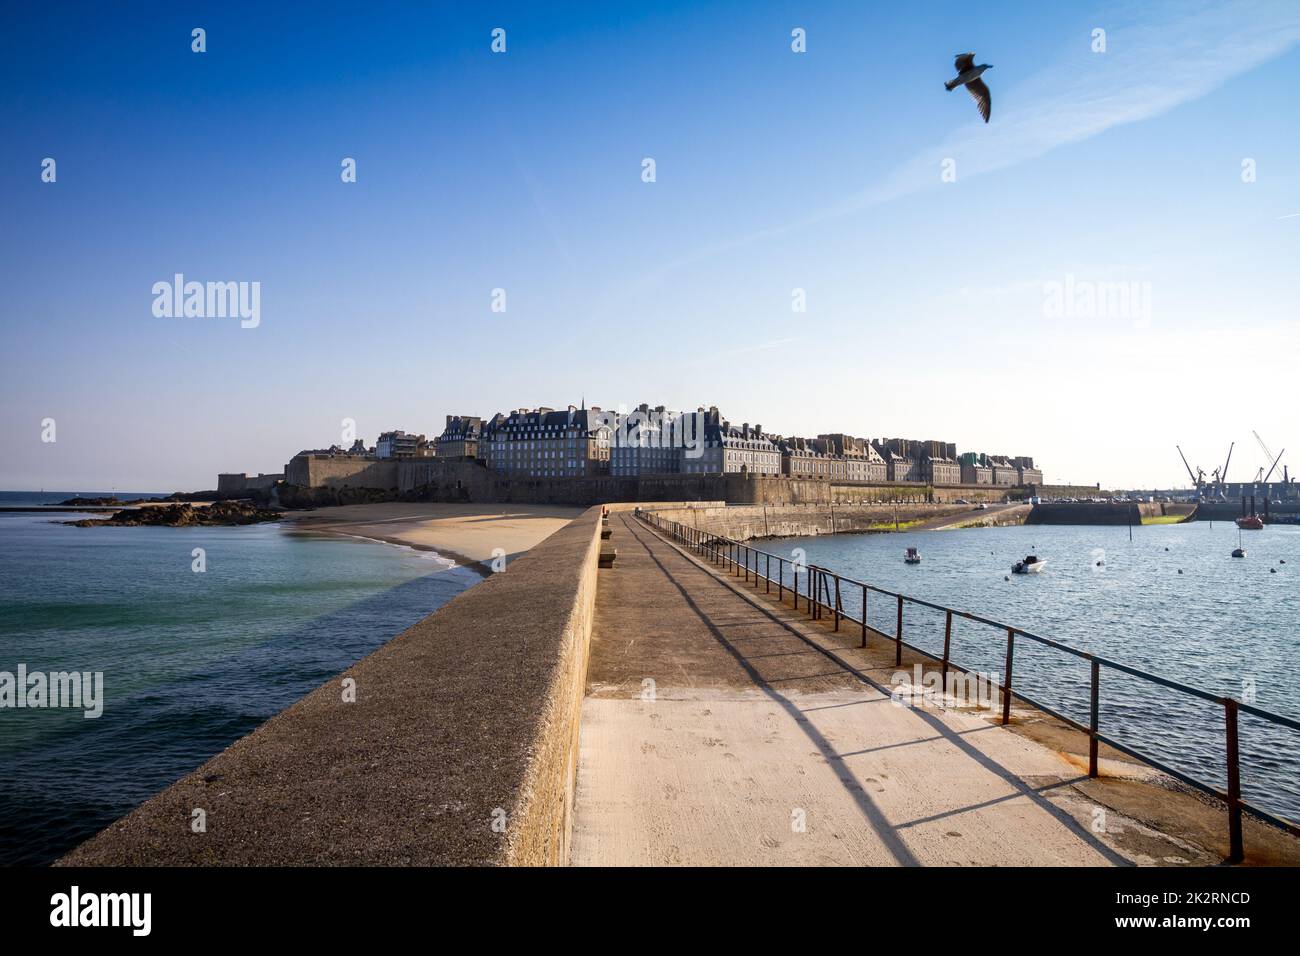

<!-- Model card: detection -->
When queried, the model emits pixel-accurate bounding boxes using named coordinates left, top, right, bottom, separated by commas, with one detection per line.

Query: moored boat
left=1236, top=514, right=1265, bottom=530
left=1012, top=555, right=1045, bottom=574
left=904, top=547, right=921, bottom=565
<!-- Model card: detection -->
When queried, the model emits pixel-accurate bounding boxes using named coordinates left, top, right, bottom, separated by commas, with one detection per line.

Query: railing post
left=895, top=595, right=903, bottom=666
left=793, top=566, right=798, bottom=610
left=860, top=584, right=867, bottom=648
left=1088, top=660, right=1100, bottom=778
left=1225, top=699, right=1244, bottom=863
left=833, top=576, right=842, bottom=631
left=1001, top=628, right=1015, bottom=725
left=766, top=554, right=771, bottom=593
left=941, top=610, right=953, bottom=692
left=779, top=560, right=784, bottom=601
left=808, top=567, right=816, bottom=618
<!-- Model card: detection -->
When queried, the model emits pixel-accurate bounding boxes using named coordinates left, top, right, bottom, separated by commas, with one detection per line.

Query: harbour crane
left=1176, top=445, right=1205, bottom=490
left=1252, top=430, right=1286, bottom=484
left=1212, top=442, right=1234, bottom=495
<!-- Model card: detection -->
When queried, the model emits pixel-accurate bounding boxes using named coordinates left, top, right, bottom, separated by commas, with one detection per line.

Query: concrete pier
left=570, top=512, right=1300, bottom=866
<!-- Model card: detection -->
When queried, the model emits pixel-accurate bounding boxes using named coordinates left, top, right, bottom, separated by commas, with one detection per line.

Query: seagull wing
left=954, top=52, right=975, bottom=73
left=966, top=77, right=991, bottom=122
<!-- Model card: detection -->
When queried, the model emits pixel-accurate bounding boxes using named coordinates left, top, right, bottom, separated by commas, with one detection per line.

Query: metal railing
left=634, top=508, right=1300, bottom=862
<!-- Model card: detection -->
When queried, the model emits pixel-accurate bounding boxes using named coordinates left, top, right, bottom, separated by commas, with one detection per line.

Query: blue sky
left=2, top=0, right=1298, bottom=490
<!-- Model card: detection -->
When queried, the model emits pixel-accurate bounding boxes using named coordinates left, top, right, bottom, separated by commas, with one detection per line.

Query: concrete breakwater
left=61, top=506, right=606, bottom=866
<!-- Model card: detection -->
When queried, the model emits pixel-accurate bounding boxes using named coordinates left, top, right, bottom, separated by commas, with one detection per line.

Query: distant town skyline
left=3, top=1, right=1299, bottom=491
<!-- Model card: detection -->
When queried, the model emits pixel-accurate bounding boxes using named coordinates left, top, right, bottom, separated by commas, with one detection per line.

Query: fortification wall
left=285, top=455, right=399, bottom=491
left=216, top=472, right=284, bottom=496
left=281, top=456, right=1034, bottom=508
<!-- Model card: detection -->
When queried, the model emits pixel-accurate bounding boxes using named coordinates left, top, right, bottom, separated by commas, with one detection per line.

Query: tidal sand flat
left=281, top=502, right=584, bottom=569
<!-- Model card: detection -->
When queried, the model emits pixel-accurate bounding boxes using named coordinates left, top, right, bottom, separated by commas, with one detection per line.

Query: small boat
left=904, top=547, right=921, bottom=565
left=1232, top=547, right=1247, bottom=558
left=1236, top=514, right=1265, bottom=530
left=1011, top=555, right=1045, bottom=574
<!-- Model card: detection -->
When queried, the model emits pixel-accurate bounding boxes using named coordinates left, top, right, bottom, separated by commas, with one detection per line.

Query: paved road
left=571, top=512, right=1187, bottom=866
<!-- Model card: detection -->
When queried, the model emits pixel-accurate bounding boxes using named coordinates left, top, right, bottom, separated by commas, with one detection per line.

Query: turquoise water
left=0, top=491, right=167, bottom=507
left=762, top=521, right=1300, bottom=823
left=0, top=508, right=479, bottom=865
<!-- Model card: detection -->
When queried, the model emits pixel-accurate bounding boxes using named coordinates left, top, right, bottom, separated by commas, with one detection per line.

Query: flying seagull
left=945, top=52, right=992, bottom=123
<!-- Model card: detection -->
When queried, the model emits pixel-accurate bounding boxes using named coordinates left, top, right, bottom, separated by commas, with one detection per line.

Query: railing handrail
left=641, top=512, right=1288, bottom=718
left=633, top=508, right=1300, bottom=857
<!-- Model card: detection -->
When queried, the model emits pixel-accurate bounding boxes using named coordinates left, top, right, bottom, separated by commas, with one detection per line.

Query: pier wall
left=62, top=506, right=606, bottom=866
left=642, top=503, right=976, bottom=541
left=1026, top=502, right=1168, bottom=525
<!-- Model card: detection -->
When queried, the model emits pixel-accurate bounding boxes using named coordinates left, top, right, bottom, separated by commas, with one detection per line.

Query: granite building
left=778, top=436, right=847, bottom=480
left=608, top=404, right=703, bottom=476
left=815, top=434, right=888, bottom=482
left=959, top=452, right=993, bottom=485
left=683, top=407, right=780, bottom=476
left=480, top=406, right=611, bottom=478
left=376, top=430, right=432, bottom=459
left=435, top=415, right=483, bottom=459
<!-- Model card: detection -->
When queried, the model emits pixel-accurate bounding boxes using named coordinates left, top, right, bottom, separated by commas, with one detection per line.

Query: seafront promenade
left=59, top=504, right=1300, bottom=866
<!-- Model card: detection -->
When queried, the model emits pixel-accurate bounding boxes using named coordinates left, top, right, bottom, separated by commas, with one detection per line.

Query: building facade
left=873, top=439, right=921, bottom=482
left=684, top=408, right=780, bottom=476
left=435, top=415, right=482, bottom=459
left=958, top=452, right=993, bottom=485
left=778, top=436, right=847, bottom=480
left=607, top=405, right=706, bottom=476
left=376, top=430, right=432, bottom=459
left=1012, top=456, right=1043, bottom=486
left=814, top=434, right=888, bottom=482
left=480, top=406, right=611, bottom=479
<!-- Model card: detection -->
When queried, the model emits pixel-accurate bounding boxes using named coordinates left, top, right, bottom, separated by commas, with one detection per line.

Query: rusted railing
left=635, top=508, right=1300, bottom=862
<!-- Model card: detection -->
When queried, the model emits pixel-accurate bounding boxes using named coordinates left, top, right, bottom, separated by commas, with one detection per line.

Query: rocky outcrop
left=67, top=501, right=281, bottom=528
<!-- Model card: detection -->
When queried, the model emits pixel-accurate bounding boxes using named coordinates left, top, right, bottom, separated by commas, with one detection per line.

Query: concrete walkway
left=571, top=513, right=1194, bottom=866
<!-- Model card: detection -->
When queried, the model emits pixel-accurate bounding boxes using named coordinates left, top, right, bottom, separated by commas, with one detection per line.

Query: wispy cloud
left=640, top=0, right=1300, bottom=285
left=848, top=0, right=1300, bottom=211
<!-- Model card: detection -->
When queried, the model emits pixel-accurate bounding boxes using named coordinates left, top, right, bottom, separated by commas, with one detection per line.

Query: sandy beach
left=279, top=502, right=584, bottom=571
